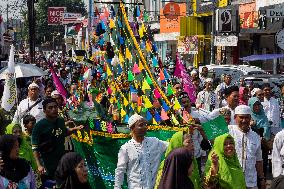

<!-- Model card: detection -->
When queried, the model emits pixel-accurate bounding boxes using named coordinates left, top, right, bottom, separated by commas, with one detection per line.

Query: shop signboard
left=217, top=9, right=233, bottom=32
left=239, top=3, right=258, bottom=29
left=177, top=36, right=198, bottom=54
left=48, top=7, right=66, bottom=25
left=267, top=9, right=284, bottom=18
left=276, top=29, right=284, bottom=50
left=214, top=35, right=238, bottom=46
left=62, top=13, right=82, bottom=24
left=196, top=0, right=216, bottom=14
left=163, top=2, right=180, bottom=20
left=160, top=3, right=186, bottom=33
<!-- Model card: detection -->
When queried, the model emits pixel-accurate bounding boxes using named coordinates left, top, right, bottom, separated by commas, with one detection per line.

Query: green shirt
left=32, top=117, right=67, bottom=178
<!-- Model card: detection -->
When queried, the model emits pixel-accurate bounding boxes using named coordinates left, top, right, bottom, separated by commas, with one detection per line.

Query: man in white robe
left=114, top=114, right=168, bottom=189
left=272, top=129, right=284, bottom=178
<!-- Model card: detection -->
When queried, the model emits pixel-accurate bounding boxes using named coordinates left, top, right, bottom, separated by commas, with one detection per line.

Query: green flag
left=201, top=116, right=229, bottom=140
left=128, top=71, right=135, bottom=81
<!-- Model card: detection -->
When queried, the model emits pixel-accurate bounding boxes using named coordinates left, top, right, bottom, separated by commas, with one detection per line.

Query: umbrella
left=0, top=63, right=47, bottom=79
left=240, top=54, right=284, bottom=61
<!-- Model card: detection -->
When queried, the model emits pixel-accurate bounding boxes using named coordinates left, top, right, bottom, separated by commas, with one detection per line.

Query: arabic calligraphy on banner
left=177, top=36, right=198, bottom=54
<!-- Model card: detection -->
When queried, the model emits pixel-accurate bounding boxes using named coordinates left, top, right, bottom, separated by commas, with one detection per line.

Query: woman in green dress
left=204, top=133, right=246, bottom=189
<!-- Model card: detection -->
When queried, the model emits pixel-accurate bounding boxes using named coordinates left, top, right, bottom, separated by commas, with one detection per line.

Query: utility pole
left=6, top=4, right=9, bottom=28
left=210, top=9, right=216, bottom=65
left=27, top=0, right=35, bottom=64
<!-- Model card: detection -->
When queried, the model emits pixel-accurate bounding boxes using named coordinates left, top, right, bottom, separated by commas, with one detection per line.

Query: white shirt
left=196, top=90, right=219, bottom=111
left=114, top=137, right=168, bottom=189
left=262, top=97, right=280, bottom=128
left=215, top=82, right=231, bottom=96
left=272, top=129, right=284, bottom=178
left=229, top=125, right=262, bottom=187
left=209, top=105, right=236, bottom=125
left=12, top=97, right=45, bottom=132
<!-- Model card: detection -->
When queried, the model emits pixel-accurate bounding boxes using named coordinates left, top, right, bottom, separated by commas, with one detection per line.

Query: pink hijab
left=239, top=87, right=249, bottom=105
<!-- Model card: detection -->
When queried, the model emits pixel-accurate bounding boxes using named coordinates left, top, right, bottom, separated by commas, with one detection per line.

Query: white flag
left=0, top=15, right=5, bottom=47
left=1, top=45, right=16, bottom=111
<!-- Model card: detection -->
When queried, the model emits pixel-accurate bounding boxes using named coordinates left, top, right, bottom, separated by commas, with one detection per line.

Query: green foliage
left=25, top=0, right=86, bottom=45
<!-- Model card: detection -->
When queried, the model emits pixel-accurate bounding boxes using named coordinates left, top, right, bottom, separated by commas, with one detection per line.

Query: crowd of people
left=0, top=50, right=284, bottom=189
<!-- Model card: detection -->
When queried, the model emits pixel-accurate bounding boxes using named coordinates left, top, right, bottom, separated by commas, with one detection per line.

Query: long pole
left=27, top=0, right=35, bottom=64
left=6, top=4, right=9, bottom=28
left=210, top=10, right=215, bottom=65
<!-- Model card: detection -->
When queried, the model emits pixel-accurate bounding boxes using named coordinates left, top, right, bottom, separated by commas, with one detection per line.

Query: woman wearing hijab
left=55, top=152, right=91, bottom=189
left=158, top=147, right=194, bottom=189
left=155, top=131, right=200, bottom=189
left=249, top=97, right=271, bottom=178
left=204, top=134, right=246, bottom=189
left=5, top=123, right=37, bottom=170
left=248, top=97, right=271, bottom=140
left=239, top=87, right=249, bottom=105
left=0, top=134, right=36, bottom=189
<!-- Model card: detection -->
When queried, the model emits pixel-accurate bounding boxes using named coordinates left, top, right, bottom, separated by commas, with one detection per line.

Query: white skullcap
left=128, top=114, right=144, bottom=128
left=251, top=88, right=261, bottom=96
left=235, top=105, right=252, bottom=115
left=190, top=70, right=198, bottom=76
left=51, top=90, right=61, bottom=97
left=205, top=78, right=213, bottom=83
left=28, top=83, right=39, bottom=89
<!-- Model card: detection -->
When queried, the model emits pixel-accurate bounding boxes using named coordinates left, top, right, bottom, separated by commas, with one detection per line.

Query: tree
left=33, top=0, right=86, bottom=45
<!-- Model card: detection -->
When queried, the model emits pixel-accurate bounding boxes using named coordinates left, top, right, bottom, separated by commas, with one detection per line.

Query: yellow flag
left=106, top=65, right=112, bottom=76
left=144, top=96, right=153, bottom=108
left=139, top=60, right=144, bottom=71
left=153, top=118, right=157, bottom=125
left=121, top=108, right=126, bottom=117
left=139, top=28, right=144, bottom=38
left=173, top=99, right=181, bottom=110
left=142, top=79, right=151, bottom=91
left=142, top=23, right=147, bottom=33
left=109, top=19, right=115, bottom=29
left=171, top=114, right=179, bottom=125
left=123, top=96, right=129, bottom=106
left=119, top=52, right=124, bottom=64
left=146, top=41, right=151, bottom=52
left=137, top=105, right=141, bottom=113
left=125, top=47, right=132, bottom=60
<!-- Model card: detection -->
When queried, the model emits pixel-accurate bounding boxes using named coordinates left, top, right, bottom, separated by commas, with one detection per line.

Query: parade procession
left=2, top=0, right=284, bottom=188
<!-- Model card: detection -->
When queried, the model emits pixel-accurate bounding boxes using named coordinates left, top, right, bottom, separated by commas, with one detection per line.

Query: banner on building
left=196, top=0, right=216, bottom=14
left=48, top=7, right=66, bottom=25
left=177, top=36, right=198, bottom=54
left=267, top=9, right=284, bottom=18
left=239, top=3, right=258, bottom=29
left=214, top=35, right=238, bottom=46
left=160, top=3, right=186, bottom=33
left=62, top=13, right=82, bottom=24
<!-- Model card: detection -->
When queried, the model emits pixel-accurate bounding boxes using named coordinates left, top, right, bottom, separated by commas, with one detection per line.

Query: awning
left=240, top=54, right=284, bottom=61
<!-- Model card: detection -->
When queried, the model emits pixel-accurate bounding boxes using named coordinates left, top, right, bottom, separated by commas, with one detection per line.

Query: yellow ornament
left=125, top=47, right=132, bottom=60
left=144, top=96, right=153, bottom=109
left=109, top=19, right=115, bottom=29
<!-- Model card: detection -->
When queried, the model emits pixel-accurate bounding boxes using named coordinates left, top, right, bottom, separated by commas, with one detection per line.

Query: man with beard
left=229, top=105, right=265, bottom=189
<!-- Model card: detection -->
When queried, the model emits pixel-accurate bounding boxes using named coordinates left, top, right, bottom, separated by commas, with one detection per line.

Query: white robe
left=272, top=129, right=284, bottom=178
left=114, top=137, right=168, bottom=189
left=262, top=97, right=280, bottom=128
